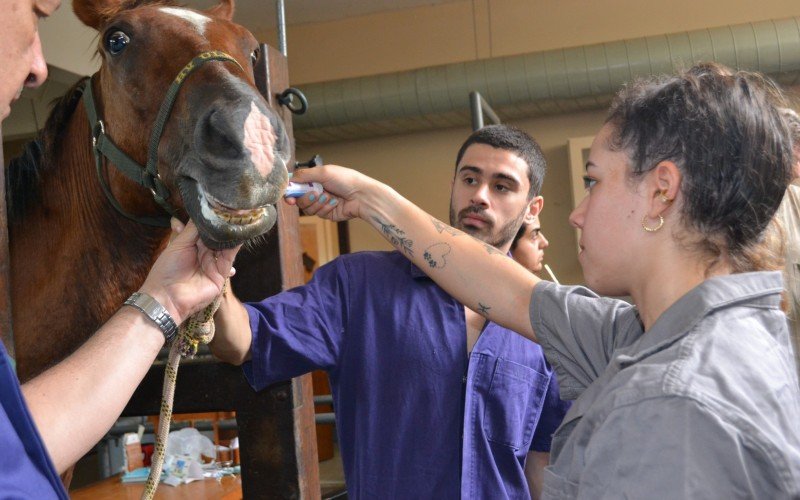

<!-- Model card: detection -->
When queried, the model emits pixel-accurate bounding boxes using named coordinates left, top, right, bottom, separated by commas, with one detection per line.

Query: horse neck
left=9, top=96, right=170, bottom=381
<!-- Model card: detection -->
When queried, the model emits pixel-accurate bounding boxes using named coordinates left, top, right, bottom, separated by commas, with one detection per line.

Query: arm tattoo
left=423, top=242, right=451, bottom=269
left=430, top=217, right=461, bottom=237
left=461, top=232, right=501, bottom=255
left=477, top=303, right=491, bottom=316
left=481, top=242, right=503, bottom=256
left=372, top=216, right=414, bottom=256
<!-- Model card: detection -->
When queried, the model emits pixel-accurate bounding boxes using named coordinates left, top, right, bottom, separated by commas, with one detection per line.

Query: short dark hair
left=455, top=124, right=546, bottom=197
left=510, top=222, right=527, bottom=251
left=606, top=62, right=792, bottom=272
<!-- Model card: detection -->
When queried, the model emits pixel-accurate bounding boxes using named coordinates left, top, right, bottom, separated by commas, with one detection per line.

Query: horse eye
left=106, top=31, right=130, bottom=55
left=250, top=47, right=260, bottom=67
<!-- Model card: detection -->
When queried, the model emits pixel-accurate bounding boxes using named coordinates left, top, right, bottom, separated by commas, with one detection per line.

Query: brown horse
left=7, top=0, right=289, bottom=388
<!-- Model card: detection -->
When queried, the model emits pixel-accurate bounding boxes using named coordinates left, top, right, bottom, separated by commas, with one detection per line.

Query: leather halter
left=81, top=51, right=244, bottom=227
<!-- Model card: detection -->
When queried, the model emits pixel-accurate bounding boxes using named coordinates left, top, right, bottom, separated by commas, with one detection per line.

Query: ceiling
left=192, top=0, right=462, bottom=28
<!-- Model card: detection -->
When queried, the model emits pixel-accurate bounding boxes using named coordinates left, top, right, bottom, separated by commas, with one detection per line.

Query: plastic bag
left=164, top=427, right=216, bottom=462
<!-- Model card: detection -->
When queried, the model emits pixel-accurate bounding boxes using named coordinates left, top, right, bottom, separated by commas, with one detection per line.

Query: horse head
left=73, top=0, right=290, bottom=248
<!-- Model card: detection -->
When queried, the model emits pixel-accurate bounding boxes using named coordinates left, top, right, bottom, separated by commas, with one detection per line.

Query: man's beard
left=449, top=204, right=528, bottom=249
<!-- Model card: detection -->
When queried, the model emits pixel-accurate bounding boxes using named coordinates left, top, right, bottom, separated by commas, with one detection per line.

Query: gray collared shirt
left=530, top=271, right=800, bottom=499
left=777, top=181, right=800, bottom=375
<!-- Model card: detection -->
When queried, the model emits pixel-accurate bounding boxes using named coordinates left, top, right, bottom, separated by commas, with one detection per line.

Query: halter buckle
left=149, top=172, right=169, bottom=199
left=92, top=120, right=106, bottom=149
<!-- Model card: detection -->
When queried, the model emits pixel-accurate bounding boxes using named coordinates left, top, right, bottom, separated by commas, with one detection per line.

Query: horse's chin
left=178, top=178, right=278, bottom=250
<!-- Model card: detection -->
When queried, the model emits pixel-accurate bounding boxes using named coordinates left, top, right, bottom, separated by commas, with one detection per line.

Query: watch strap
left=124, top=291, right=178, bottom=344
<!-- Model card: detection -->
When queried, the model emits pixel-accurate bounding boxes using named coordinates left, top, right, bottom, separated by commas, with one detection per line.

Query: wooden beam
left=122, top=44, right=320, bottom=499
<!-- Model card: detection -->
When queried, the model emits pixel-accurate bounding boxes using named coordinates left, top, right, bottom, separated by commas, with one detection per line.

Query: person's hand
left=139, top=219, right=240, bottom=325
left=286, top=165, right=381, bottom=221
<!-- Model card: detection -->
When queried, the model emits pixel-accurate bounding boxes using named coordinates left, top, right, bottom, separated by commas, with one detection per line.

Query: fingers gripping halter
left=81, top=51, right=245, bottom=227
left=141, top=279, right=229, bottom=500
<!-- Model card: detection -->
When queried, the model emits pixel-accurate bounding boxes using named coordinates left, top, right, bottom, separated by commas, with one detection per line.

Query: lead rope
left=141, top=278, right=228, bottom=500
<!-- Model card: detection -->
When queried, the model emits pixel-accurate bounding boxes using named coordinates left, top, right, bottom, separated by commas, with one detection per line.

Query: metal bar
left=469, top=92, right=483, bottom=131
left=104, top=416, right=332, bottom=443
left=469, top=91, right=501, bottom=131
left=314, top=395, right=333, bottom=406
left=105, top=419, right=240, bottom=438
left=276, top=0, right=287, bottom=57
left=314, top=413, right=336, bottom=425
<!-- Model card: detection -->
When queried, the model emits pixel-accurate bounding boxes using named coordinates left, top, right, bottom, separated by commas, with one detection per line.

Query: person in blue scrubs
left=210, top=125, right=570, bottom=499
left=0, top=3, right=238, bottom=494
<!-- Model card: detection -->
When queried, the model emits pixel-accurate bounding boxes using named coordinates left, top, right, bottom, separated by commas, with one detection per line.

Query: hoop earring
left=642, top=214, right=664, bottom=232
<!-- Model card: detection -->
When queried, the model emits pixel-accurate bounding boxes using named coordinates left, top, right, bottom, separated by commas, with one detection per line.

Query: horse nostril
left=198, top=109, right=243, bottom=161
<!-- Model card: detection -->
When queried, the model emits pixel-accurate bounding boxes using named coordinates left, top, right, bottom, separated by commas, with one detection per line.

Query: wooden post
left=236, top=43, right=320, bottom=499
left=123, top=44, right=320, bottom=499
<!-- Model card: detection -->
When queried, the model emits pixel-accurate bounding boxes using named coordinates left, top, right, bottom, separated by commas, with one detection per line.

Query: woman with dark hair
left=511, top=216, right=550, bottom=275
left=290, top=63, right=800, bottom=497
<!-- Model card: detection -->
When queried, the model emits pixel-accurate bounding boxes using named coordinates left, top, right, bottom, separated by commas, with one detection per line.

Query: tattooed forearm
left=457, top=231, right=502, bottom=255
left=423, top=242, right=451, bottom=269
left=372, top=216, right=414, bottom=256
left=481, top=242, right=503, bottom=256
left=477, top=303, right=491, bottom=316
left=430, top=217, right=461, bottom=237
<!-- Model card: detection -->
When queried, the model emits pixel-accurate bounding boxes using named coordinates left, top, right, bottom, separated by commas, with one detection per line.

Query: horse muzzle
left=178, top=176, right=282, bottom=249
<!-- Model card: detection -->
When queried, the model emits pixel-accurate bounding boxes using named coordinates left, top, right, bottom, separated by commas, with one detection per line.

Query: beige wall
left=33, top=0, right=800, bottom=87
left=284, top=0, right=800, bottom=285
left=296, top=108, right=605, bottom=286
left=274, top=0, right=800, bottom=85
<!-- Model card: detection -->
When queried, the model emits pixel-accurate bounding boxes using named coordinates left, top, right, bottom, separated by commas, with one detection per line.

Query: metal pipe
left=104, top=413, right=336, bottom=441
left=469, top=91, right=501, bottom=131
left=104, top=418, right=239, bottom=438
left=276, top=0, right=287, bottom=57
left=315, top=412, right=336, bottom=425
left=470, top=91, right=483, bottom=131
left=295, top=16, right=800, bottom=142
left=314, top=395, right=334, bottom=405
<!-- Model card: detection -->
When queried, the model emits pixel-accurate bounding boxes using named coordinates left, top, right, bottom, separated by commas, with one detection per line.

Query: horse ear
left=73, top=0, right=173, bottom=29
left=73, top=0, right=131, bottom=29
left=206, top=0, right=235, bottom=21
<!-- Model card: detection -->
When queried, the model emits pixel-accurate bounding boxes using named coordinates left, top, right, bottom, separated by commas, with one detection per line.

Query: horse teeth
left=209, top=205, right=266, bottom=225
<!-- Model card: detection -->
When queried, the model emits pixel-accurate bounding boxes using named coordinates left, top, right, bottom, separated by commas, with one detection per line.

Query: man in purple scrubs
left=211, top=125, right=570, bottom=499
left=0, top=1, right=238, bottom=494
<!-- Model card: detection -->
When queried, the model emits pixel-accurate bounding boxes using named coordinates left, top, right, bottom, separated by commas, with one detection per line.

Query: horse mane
left=6, top=77, right=91, bottom=223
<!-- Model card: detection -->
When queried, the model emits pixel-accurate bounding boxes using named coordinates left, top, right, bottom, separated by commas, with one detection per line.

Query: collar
left=616, top=271, right=784, bottom=367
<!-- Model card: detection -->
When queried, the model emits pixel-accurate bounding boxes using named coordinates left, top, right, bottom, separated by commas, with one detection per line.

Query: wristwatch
left=124, top=292, right=179, bottom=344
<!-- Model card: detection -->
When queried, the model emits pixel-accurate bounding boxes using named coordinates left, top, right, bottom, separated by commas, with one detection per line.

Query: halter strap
left=82, top=51, right=244, bottom=227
